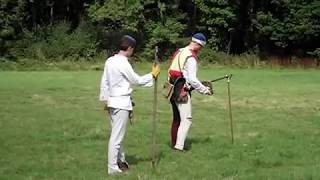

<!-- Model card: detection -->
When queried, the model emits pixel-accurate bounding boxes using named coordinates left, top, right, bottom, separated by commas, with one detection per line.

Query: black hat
left=120, top=35, right=137, bottom=50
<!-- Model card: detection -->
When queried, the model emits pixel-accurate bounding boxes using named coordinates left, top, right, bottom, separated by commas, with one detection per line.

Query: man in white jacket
left=99, top=35, right=160, bottom=175
left=167, top=33, right=213, bottom=151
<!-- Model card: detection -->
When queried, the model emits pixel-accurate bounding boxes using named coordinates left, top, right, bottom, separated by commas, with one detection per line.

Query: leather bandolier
left=168, top=47, right=197, bottom=101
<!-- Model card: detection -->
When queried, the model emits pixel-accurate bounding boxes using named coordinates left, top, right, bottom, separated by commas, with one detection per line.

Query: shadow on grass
left=185, top=137, right=212, bottom=151
left=167, top=136, right=212, bottom=151
left=126, top=155, right=150, bottom=165
left=127, top=151, right=165, bottom=166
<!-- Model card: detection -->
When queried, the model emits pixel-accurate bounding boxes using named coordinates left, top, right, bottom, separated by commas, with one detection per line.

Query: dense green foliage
left=255, top=0, right=320, bottom=54
left=1, top=67, right=320, bottom=179
left=195, top=0, right=236, bottom=51
left=0, top=0, right=26, bottom=56
left=0, top=0, right=319, bottom=62
left=87, top=0, right=187, bottom=58
left=8, top=22, right=97, bottom=61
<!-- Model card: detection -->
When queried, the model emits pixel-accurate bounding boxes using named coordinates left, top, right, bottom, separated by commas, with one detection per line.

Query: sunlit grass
left=0, top=67, right=320, bottom=179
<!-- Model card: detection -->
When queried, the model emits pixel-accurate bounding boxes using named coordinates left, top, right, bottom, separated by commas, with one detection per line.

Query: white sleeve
left=121, top=61, right=153, bottom=86
left=99, top=62, right=109, bottom=102
left=185, top=57, right=208, bottom=94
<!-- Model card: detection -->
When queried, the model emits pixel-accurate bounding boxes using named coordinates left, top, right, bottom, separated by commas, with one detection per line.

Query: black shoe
left=117, top=162, right=129, bottom=171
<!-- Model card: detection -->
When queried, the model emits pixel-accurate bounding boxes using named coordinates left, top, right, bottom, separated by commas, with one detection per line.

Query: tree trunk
left=30, top=0, right=37, bottom=28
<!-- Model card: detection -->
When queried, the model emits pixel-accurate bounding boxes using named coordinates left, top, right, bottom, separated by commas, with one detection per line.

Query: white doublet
left=99, top=54, right=153, bottom=110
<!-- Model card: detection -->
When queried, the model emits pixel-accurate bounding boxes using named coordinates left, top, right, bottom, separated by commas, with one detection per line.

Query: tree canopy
left=0, top=0, right=319, bottom=59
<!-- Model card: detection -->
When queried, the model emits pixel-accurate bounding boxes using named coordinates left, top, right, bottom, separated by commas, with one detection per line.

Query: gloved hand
left=201, top=80, right=214, bottom=95
left=204, top=87, right=214, bottom=95
left=201, top=80, right=213, bottom=89
left=151, top=63, right=160, bottom=79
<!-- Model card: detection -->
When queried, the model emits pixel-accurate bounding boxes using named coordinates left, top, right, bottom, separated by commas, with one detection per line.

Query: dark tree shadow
left=184, top=137, right=213, bottom=151
left=126, top=151, right=165, bottom=166
left=126, top=155, right=150, bottom=165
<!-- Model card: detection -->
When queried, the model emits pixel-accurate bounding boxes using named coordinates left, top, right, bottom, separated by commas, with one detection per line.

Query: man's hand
left=204, top=87, right=214, bottom=95
left=201, top=80, right=212, bottom=89
left=151, top=63, right=160, bottom=79
left=201, top=81, right=214, bottom=95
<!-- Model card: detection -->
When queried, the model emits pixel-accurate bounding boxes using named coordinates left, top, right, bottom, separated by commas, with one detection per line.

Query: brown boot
left=117, top=162, right=129, bottom=172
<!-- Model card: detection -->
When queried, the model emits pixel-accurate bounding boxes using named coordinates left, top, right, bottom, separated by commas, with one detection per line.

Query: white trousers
left=107, top=108, right=129, bottom=174
left=174, top=94, right=192, bottom=150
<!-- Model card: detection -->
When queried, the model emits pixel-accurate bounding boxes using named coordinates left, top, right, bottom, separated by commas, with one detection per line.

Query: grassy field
left=1, top=66, right=320, bottom=179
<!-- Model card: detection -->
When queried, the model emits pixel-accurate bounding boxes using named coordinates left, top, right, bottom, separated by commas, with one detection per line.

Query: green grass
left=1, top=66, right=320, bottom=179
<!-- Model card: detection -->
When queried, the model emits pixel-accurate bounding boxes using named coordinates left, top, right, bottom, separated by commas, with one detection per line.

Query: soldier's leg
left=174, top=94, right=192, bottom=150
left=170, top=100, right=181, bottom=147
left=107, top=108, right=129, bottom=174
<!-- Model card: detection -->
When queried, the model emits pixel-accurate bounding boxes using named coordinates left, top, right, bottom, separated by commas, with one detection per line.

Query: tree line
left=1, top=0, right=319, bottom=61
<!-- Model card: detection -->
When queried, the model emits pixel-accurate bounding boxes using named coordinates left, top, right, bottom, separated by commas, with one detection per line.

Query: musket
left=210, top=74, right=233, bottom=82
left=151, top=46, right=159, bottom=168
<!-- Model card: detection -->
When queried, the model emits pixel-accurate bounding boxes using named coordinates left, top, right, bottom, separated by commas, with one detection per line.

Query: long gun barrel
left=211, top=74, right=233, bottom=82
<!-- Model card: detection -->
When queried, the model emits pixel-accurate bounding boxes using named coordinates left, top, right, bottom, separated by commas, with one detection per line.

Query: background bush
left=7, top=21, right=98, bottom=62
left=0, top=0, right=319, bottom=70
